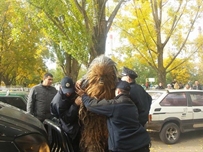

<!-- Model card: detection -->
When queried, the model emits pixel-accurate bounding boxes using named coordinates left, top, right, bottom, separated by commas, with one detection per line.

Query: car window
left=147, top=92, right=164, bottom=100
left=160, top=93, right=187, bottom=106
left=0, top=97, right=26, bottom=111
left=190, top=92, right=203, bottom=106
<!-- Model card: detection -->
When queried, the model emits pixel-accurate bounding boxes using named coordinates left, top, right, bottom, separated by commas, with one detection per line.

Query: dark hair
left=43, top=73, right=53, bottom=79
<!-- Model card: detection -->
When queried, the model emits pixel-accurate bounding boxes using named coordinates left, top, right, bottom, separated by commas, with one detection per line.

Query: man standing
left=27, top=73, right=57, bottom=122
left=121, top=67, right=152, bottom=126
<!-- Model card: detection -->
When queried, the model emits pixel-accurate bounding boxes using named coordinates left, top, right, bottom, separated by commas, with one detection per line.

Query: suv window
left=190, top=92, right=203, bottom=106
left=0, top=97, right=26, bottom=111
left=160, top=93, right=187, bottom=106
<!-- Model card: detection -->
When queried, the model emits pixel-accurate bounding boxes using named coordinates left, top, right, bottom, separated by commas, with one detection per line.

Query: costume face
left=43, top=76, right=53, bottom=86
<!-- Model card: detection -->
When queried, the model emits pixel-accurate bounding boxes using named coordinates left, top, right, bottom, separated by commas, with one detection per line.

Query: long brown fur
left=79, top=55, right=118, bottom=152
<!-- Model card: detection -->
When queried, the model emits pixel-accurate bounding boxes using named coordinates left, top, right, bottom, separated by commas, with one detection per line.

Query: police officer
left=121, top=67, right=152, bottom=126
left=50, top=76, right=81, bottom=152
left=76, top=81, right=151, bottom=152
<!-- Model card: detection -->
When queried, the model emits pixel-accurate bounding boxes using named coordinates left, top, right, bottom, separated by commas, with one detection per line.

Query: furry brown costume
left=79, top=55, right=118, bottom=152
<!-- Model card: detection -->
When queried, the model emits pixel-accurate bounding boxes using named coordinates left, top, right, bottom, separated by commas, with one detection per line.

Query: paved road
left=149, top=130, right=203, bottom=152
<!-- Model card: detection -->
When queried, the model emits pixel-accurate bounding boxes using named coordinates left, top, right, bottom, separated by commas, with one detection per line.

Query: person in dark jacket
left=76, top=81, right=151, bottom=152
left=156, top=82, right=165, bottom=89
left=192, top=80, right=202, bottom=90
left=27, top=72, right=57, bottom=122
left=50, top=76, right=81, bottom=152
left=121, top=67, right=152, bottom=126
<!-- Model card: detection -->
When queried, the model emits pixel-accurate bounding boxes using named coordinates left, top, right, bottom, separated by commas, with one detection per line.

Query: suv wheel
left=159, top=123, right=180, bottom=144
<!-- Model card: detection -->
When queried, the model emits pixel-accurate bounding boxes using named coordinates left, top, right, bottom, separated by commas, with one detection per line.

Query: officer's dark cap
left=116, top=81, right=131, bottom=92
left=61, top=76, right=74, bottom=94
left=121, top=67, right=138, bottom=79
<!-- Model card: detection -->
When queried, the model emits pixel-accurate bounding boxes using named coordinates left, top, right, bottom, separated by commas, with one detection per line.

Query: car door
left=189, top=92, right=203, bottom=128
left=160, top=92, right=193, bottom=128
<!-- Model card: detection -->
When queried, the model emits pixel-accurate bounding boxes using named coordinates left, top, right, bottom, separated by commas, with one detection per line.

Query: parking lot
left=149, top=130, right=203, bottom=152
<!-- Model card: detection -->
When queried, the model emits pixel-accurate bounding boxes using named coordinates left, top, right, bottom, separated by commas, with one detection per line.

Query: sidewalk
left=149, top=131, right=203, bottom=152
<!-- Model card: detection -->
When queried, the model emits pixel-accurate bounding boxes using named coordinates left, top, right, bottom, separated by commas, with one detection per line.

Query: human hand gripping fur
left=75, top=79, right=82, bottom=90
left=75, top=82, right=85, bottom=106
left=75, top=96, right=82, bottom=106
left=75, top=84, right=85, bottom=97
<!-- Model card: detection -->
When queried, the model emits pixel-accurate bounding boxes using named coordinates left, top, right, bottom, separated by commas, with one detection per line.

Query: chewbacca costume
left=79, top=55, right=118, bottom=152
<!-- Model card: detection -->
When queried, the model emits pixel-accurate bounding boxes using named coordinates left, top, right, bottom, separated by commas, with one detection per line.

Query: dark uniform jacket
left=27, top=83, right=57, bottom=122
left=129, top=82, right=152, bottom=126
left=50, top=89, right=80, bottom=140
left=82, top=93, right=150, bottom=152
left=192, top=84, right=202, bottom=90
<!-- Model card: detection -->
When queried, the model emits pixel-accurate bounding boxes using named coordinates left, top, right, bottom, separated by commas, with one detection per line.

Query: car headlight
left=14, top=133, right=50, bottom=152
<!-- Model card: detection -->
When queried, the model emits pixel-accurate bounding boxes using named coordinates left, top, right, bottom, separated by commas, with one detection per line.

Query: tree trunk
left=90, top=31, right=107, bottom=62
left=89, top=3, right=107, bottom=62
left=63, top=52, right=80, bottom=82
left=157, top=47, right=166, bottom=87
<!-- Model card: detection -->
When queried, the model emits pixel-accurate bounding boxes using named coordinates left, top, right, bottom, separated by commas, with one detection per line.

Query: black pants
left=111, top=144, right=150, bottom=152
left=132, top=145, right=150, bottom=152
left=71, top=132, right=81, bottom=152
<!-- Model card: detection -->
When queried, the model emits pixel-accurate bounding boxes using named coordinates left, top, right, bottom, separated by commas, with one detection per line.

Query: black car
left=0, top=101, right=50, bottom=152
left=0, top=90, right=28, bottom=111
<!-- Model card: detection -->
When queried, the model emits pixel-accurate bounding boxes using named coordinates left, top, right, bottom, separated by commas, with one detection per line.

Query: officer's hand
left=75, top=96, right=82, bottom=106
left=75, top=85, right=85, bottom=96
left=75, top=79, right=82, bottom=90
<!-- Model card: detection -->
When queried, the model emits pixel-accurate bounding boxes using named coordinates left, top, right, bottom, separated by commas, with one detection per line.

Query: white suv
left=146, top=89, right=203, bottom=144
